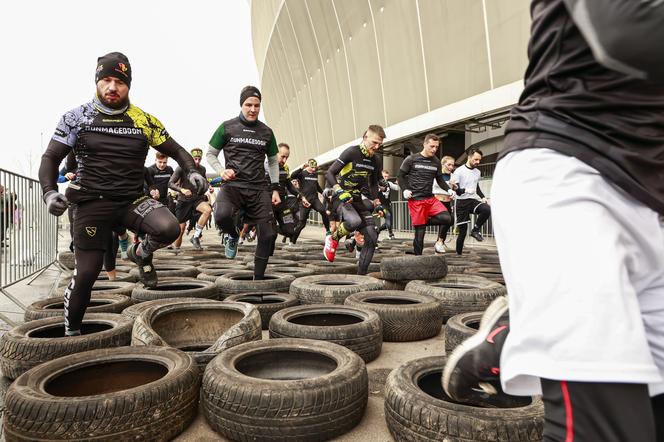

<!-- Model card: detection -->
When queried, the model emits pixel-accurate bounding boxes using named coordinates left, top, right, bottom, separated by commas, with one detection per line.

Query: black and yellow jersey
left=52, top=102, right=170, bottom=198
left=325, top=145, right=382, bottom=200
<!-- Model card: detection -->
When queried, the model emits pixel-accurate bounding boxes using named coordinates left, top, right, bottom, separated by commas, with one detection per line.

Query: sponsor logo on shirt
left=355, top=163, right=374, bottom=170
left=414, top=164, right=438, bottom=171
left=87, top=126, right=143, bottom=136
left=242, top=129, right=256, bottom=133
left=230, top=137, right=267, bottom=147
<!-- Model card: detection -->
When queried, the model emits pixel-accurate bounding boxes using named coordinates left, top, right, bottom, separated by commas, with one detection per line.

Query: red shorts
left=407, top=197, right=447, bottom=226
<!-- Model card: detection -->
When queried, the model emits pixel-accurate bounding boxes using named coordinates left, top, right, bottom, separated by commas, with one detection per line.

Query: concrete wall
left=251, top=0, right=531, bottom=166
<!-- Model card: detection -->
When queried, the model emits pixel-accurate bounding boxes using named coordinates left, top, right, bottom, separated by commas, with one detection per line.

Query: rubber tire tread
left=214, top=271, right=295, bottom=297
left=384, top=356, right=544, bottom=441
left=405, top=274, right=507, bottom=322
left=200, top=338, right=368, bottom=441
left=344, top=291, right=443, bottom=342
left=289, top=274, right=384, bottom=305
left=24, top=293, right=133, bottom=321
left=380, top=255, right=448, bottom=281
left=3, top=346, right=199, bottom=441
left=225, top=292, right=299, bottom=329
left=131, top=279, right=218, bottom=302
left=0, top=313, right=133, bottom=380
left=444, top=312, right=483, bottom=354
left=268, top=305, right=382, bottom=362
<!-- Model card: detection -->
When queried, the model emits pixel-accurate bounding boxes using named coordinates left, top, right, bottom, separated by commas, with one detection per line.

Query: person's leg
left=356, top=205, right=376, bottom=275
left=192, top=200, right=212, bottom=241
left=324, top=201, right=362, bottom=262
left=439, top=201, right=452, bottom=242
left=123, top=197, right=180, bottom=286
left=254, top=220, right=277, bottom=279
left=174, top=223, right=186, bottom=249
left=214, top=187, right=241, bottom=236
left=470, top=202, right=491, bottom=241
left=103, top=232, right=119, bottom=280
left=63, top=248, right=105, bottom=335
left=413, top=225, right=426, bottom=255
left=540, top=380, right=656, bottom=442
left=311, top=198, right=331, bottom=233
left=292, top=204, right=311, bottom=244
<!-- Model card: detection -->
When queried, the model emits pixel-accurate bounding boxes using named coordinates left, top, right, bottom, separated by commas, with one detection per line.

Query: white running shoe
left=434, top=239, right=445, bottom=254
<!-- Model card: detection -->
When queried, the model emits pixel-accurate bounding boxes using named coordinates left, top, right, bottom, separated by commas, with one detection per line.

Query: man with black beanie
left=206, top=86, right=280, bottom=280
left=38, top=51, right=207, bottom=337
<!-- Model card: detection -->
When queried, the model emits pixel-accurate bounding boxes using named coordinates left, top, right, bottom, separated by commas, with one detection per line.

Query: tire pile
left=4, top=239, right=542, bottom=441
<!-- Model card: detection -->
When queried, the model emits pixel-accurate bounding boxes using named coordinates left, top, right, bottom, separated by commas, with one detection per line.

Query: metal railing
left=0, top=169, right=58, bottom=325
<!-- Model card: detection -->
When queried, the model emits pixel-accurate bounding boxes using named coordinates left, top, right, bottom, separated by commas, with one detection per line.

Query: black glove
left=188, top=172, right=208, bottom=195
left=43, top=190, right=69, bottom=216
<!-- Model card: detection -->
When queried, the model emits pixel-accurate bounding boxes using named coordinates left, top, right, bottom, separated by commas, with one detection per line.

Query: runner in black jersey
left=290, top=158, right=330, bottom=241
left=144, top=152, right=174, bottom=207
left=168, top=148, right=211, bottom=251
left=443, top=2, right=664, bottom=440
left=323, top=125, right=384, bottom=275
left=271, top=143, right=308, bottom=247
left=398, top=134, right=453, bottom=255
left=377, top=170, right=399, bottom=240
left=206, top=86, right=280, bottom=280
left=38, top=52, right=206, bottom=336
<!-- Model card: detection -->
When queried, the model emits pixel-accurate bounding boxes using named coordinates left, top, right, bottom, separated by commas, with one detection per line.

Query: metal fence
left=0, top=168, right=58, bottom=325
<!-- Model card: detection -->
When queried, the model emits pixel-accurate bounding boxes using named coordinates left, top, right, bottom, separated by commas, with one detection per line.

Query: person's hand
left=65, top=172, right=75, bottom=181
left=272, top=190, right=281, bottom=206
left=181, top=189, right=193, bottom=197
left=188, top=171, right=208, bottom=194
left=301, top=197, right=311, bottom=208
left=221, top=169, right=236, bottom=181
left=150, top=189, right=160, bottom=200
left=374, top=204, right=385, bottom=217
left=447, top=189, right=456, bottom=198
left=325, top=210, right=331, bottom=216
left=482, top=197, right=489, bottom=204
left=43, top=190, right=69, bottom=216
left=403, top=189, right=413, bottom=199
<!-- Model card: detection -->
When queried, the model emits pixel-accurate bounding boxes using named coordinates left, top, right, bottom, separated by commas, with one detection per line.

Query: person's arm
left=326, top=148, right=353, bottom=189
left=387, top=180, right=399, bottom=191
left=368, top=156, right=382, bottom=200
left=564, top=0, right=664, bottom=81
left=153, top=138, right=195, bottom=172
left=397, top=156, right=412, bottom=191
left=39, top=140, right=70, bottom=195
left=266, top=136, right=279, bottom=187
left=290, top=167, right=303, bottom=180
left=316, top=181, right=324, bottom=195
left=168, top=167, right=185, bottom=193
left=434, top=170, right=451, bottom=192
left=477, top=184, right=485, bottom=199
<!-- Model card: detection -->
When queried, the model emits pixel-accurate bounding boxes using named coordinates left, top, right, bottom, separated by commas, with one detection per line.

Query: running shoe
left=190, top=236, right=202, bottom=250
left=225, top=235, right=239, bottom=259
left=120, top=250, right=129, bottom=259
left=434, top=239, right=445, bottom=254
left=238, top=236, right=245, bottom=246
left=388, top=234, right=395, bottom=240
left=248, top=230, right=257, bottom=242
left=281, top=236, right=287, bottom=243
left=344, top=239, right=356, bottom=253
left=324, top=234, right=338, bottom=262
left=442, top=296, right=513, bottom=406
left=127, top=243, right=158, bottom=288
left=470, top=229, right=484, bottom=242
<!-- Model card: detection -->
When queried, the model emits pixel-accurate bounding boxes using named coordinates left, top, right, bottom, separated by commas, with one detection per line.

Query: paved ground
left=0, top=226, right=495, bottom=441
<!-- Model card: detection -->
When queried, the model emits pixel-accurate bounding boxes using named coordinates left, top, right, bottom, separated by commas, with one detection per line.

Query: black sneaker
left=442, top=296, right=517, bottom=407
left=190, top=236, right=202, bottom=250
left=470, top=229, right=484, bottom=242
left=127, top=243, right=158, bottom=288
left=345, top=239, right=356, bottom=253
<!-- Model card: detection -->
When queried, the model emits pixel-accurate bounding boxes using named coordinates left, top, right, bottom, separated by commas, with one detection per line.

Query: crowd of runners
left=36, top=0, right=664, bottom=437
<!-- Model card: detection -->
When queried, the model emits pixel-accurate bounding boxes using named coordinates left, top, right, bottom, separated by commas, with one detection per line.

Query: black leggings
left=335, top=200, right=377, bottom=275
left=540, top=379, right=663, bottom=442
left=456, top=202, right=491, bottom=255
left=64, top=205, right=179, bottom=334
left=295, top=197, right=330, bottom=236
left=413, top=211, right=452, bottom=255
left=103, top=227, right=127, bottom=272
left=438, top=200, right=453, bottom=241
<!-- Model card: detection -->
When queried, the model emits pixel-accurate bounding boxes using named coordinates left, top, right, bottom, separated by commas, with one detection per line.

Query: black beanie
left=95, top=52, right=132, bottom=88
left=240, top=86, right=261, bottom=106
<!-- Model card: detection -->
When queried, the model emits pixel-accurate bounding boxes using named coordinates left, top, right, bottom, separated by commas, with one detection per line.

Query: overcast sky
left=0, top=0, right=259, bottom=178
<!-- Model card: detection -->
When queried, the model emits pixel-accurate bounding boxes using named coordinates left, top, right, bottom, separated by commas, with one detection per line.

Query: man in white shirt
left=451, top=147, right=491, bottom=255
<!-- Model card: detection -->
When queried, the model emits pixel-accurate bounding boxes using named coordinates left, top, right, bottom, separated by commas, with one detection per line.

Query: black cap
left=240, top=86, right=261, bottom=106
left=95, top=52, right=132, bottom=88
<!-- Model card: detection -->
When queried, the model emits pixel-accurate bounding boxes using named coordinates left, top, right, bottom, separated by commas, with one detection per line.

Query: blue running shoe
left=225, top=235, right=239, bottom=259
